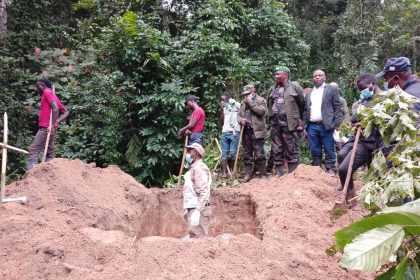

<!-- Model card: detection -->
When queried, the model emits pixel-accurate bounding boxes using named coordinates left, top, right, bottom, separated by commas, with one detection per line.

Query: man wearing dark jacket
left=303, top=70, right=343, bottom=176
left=267, top=66, right=305, bottom=176
left=376, top=56, right=420, bottom=115
left=337, top=74, right=383, bottom=199
left=237, top=85, right=268, bottom=182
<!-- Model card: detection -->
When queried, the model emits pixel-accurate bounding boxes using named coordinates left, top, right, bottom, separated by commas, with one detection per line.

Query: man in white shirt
left=303, top=70, right=343, bottom=176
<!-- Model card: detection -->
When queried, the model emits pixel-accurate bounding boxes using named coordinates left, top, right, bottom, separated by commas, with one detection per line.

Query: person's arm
left=294, top=83, right=305, bottom=124
left=192, top=165, right=210, bottom=212
left=246, top=96, right=267, bottom=117
left=219, top=103, right=224, bottom=128
left=331, top=88, right=343, bottom=129
left=57, top=106, right=69, bottom=124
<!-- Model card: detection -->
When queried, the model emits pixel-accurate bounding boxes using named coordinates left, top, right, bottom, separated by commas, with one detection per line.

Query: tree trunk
left=0, top=0, right=7, bottom=39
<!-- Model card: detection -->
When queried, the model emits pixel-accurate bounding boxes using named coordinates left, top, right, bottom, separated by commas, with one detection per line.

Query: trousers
left=186, top=206, right=211, bottom=238
left=27, top=127, right=55, bottom=170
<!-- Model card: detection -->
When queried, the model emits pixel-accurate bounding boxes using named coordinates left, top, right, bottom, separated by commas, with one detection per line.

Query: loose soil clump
left=0, top=158, right=366, bottom=279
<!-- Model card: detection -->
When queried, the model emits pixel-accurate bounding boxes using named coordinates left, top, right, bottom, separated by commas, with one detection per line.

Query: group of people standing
left=25, top=57, right=419, bottom=239
left=179, top=56, right=419, bottom=237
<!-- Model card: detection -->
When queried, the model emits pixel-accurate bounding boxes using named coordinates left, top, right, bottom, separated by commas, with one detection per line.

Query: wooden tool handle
left=233, top=125, right=244, bottom=175
left=215, top=138, right=231, bottom=176
left=177, top=135, right=189, bottom=187
left=341, top=126, right=362, bottom=204
left=1, top=112, right=8, bottom=202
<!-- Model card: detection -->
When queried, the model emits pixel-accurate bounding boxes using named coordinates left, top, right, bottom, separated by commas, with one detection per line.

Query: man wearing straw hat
left=183, top=143, right=212, bottom=238
left=26, top=78, right=69, bottom=170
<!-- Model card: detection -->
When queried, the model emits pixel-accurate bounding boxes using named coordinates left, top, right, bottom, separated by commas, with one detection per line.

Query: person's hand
left=178, top=129, right=184, bottom=139
left=240, top=119, right=248, bottom=126
left=185, top=129, right=192, bottom=136
left=296, top=119, right=304, bottom=131
left=303, top=130, right=308, bottom=140
left=47, top=127, right=57, bottom=135
left=190, top=209, right=200, bottom=226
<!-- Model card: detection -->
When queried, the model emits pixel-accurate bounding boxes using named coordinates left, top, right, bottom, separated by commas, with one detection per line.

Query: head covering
left=241, top=84, right=255, bottom=96
left=186, top=143, right=205, bottom=157
left=185, top=95, right=198, bottom=105
left=376, top=57, right=412, bottom=78
left=274, top=66, right=290, bottom=73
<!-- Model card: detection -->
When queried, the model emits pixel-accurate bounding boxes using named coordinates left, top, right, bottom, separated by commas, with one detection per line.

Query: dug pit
left=132, top=189, right=261, bottom=239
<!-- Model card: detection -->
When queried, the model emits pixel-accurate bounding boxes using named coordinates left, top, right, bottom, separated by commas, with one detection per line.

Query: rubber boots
left=288, top=162, right=299, bottom=173
left=222, top=159, right=229, bottom=178
left=274, top=165, right=284, bottom=177
left=242, top=165, right=253, bottom=182
left=257, top=161, right=267, bottom=179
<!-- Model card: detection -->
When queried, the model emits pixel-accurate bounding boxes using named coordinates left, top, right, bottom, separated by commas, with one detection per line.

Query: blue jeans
left=221, top=131, right=240, bottom=159
left=307, top=123, right=336, bottom=170
left=188, top=132, right=204, bottom=147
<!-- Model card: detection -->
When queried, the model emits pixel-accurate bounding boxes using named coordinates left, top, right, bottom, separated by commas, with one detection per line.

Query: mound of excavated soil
left=0, top=159, right=367, bottom=280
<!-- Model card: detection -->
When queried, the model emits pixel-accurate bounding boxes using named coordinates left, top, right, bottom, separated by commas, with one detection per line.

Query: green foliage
left=356, top=87, right=419, bottom=209
left=335, top=199, right=420, bottom=276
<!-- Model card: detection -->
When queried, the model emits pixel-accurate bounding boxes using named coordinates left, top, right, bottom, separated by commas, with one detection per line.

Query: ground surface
left=0, top=159, right=368, bottom=280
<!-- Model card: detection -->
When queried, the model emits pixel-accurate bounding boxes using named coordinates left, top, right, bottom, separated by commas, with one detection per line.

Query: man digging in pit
left=183, top=143, right=212, bottom=238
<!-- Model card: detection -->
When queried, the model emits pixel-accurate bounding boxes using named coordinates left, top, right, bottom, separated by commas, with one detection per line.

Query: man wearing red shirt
left=26, top=78, right=69, bottom=170
left=178, top=95, right=205, bottom=146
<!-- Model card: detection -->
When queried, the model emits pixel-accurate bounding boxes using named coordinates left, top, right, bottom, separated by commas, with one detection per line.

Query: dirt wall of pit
left=0, top=158, right=367, bottom=280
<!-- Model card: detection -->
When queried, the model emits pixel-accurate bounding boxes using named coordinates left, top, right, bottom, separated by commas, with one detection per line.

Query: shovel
left=332, top=126, right=362, bottom=211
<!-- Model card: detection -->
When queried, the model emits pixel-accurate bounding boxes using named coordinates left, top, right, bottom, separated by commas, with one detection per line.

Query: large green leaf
left=380, top=199, right=420, bottom=215
left=339, top=225, right=405, bottom=273
left=375, top=266, right=396, bottom=280
left=335, top=212, right=420, bottom=251
left=394, top=257, right=410, bottom=280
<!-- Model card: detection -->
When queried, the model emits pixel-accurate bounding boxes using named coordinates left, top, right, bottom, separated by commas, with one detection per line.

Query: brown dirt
left=0, top=158, right=369, bottom=280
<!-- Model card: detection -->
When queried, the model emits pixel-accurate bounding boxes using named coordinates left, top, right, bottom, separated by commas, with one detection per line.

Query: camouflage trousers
left=242, top=127, right=266, bottom=167
left=270, top=125, right=301, bottom=166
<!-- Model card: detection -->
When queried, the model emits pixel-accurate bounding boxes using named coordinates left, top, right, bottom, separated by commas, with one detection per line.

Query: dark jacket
left=267, top=81, right=305, bottom=131
left=237, top=94, right=267, bottom=139
left=303, top=83, right=343, bottom=131
left=402, top=77, right=420, bottom=113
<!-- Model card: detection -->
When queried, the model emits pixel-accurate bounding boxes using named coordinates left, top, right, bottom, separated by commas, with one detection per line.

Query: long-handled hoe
left=332, top=126, right=362, bottom=211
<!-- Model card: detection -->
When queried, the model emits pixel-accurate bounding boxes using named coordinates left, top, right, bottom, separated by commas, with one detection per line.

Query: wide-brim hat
left=185, top=142, right=205, bottom=157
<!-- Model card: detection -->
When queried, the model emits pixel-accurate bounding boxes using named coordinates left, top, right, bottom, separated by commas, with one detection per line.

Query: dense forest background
left=0, top=0, right=419, bottom=186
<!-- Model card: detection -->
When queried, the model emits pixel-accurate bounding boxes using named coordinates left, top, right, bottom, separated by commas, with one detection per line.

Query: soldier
left=267, top=66, right=305, bottom=176
left=183, top=143, right=212, bottom=238
left=237, top=85, right=268, bottom=182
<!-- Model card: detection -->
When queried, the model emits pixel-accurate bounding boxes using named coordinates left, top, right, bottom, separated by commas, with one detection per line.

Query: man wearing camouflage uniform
left=267, top=66, right=305, bottom=176
left=237, top=85, right=268, bottom=182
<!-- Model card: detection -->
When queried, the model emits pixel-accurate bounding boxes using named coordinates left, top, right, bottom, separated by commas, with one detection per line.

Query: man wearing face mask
left=237, top=84, right=268, bottom=182
left=337, top=74, right=383, bottom=200
left=26, top=78, right=69, bottom=170
left=267, top=66, right=305, bottom=177
left=376, top=57, right=420, bottom=114
left=183, top=143, right=212, bottom=238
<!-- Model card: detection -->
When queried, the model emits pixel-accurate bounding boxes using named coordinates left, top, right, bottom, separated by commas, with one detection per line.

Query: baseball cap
left=376, top=57, right=412, bottom=78
left=186, top=143, right=205, bottom=157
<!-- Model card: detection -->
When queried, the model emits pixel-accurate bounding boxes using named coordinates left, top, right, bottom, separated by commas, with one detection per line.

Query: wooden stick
left=1, top=112, right=8, bottom=202
left=341, top=126, right=362, bottom=205
left=233, top=125, right=244, bottom=175
left=177, top=135, right=189, bottom=187
left=0, top=143, right=28, bottom=154
left=215, top=138, right=231, bottom=176
left=41, top=111, right=53, bottom=163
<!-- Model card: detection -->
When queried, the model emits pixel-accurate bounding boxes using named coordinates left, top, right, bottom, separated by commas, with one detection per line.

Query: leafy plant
left=335, top=199, right=420, bottom=277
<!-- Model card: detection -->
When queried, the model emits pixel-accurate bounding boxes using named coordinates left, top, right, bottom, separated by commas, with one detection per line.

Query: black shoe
left=242, top=165, right=253, bottom=182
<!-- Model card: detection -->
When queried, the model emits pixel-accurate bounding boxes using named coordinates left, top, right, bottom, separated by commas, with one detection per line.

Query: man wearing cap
left=26, top=78, right=69, bottom=170
left=237, top=84, right=268, bottom=182
left=267, top=66, right=305, bottom=176
left=183, top=143, right=212, bottom=238
left=178, top=95, right=206, bottom=146
left=303, top=70, right=343, bottom=176
left=376, top=56, right=420, bottom=114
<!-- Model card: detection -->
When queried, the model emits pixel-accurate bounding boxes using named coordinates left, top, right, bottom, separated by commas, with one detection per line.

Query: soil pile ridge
left=0, top=159, right=366, bottom=280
